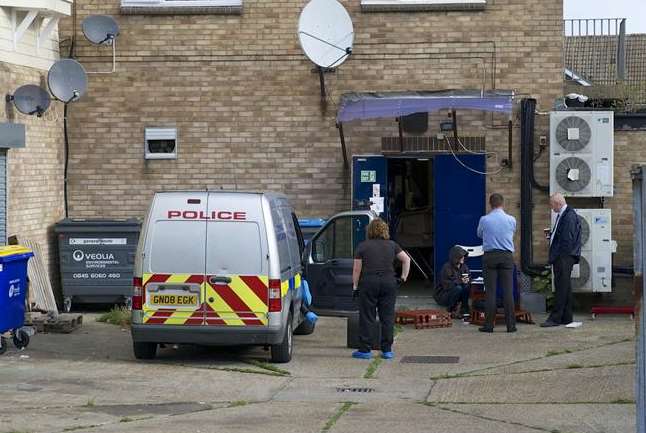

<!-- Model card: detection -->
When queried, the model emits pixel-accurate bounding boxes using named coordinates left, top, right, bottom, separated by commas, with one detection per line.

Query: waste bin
left=0, top=245, right=34, bottom=354
left=298, top=218, right=326, bottom=245
left=55, top=219, right=141, bottom=312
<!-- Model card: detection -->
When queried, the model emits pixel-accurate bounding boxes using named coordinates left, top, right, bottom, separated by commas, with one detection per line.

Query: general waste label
left=69, top=238, right=127, bottom=245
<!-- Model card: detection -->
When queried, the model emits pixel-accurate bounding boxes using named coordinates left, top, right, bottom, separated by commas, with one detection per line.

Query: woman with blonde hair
left=351, top=218, right=410, bottom=360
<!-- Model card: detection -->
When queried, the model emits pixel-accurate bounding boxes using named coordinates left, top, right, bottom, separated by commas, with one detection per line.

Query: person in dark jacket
left=541, top=193, right=582, bottom=327
left=435, top=246, right=471, bottom=317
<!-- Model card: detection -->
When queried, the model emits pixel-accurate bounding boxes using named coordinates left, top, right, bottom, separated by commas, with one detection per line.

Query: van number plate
left=150, top=294, right=198, bottom=307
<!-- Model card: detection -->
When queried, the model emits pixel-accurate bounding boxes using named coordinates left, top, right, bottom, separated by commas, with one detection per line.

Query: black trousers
left=436, top=284, right=470, bottom=314
left=549, top=255, right=576, bottom=324
left=358, top=273, right=397, bottom=353
left=483, top=250, right=515, bottom=330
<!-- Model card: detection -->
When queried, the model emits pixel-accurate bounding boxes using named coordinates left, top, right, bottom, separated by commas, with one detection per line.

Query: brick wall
left=61, top=0, right=563, bottom=216
left=0, top=62, right=66, bottom=293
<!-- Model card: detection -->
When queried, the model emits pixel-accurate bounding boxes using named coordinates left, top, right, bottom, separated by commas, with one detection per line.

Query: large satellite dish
left=298, top=0, right=354, bottom=69
left=48, top=59, right=88, bottom=103
left=8, top=84, right=51, bottom=117
left=82, top=15, right=120, bottom=45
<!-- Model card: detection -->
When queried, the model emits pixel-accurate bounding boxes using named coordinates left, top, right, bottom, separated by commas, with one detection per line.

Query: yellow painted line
left=294, top=273, right=302, bottom=289
left=281, top=280, right=289, bottom=297
left=166, top=274, right=192, bottom=284
left=204, top=285, right=245, bottom=326
left=143, top=273, right=154, bottom=285
left=164, top=311, right=190, bottom=325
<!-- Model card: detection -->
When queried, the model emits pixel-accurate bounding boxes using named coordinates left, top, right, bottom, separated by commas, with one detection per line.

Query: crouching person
left=435, top=246, right=471, bottom=317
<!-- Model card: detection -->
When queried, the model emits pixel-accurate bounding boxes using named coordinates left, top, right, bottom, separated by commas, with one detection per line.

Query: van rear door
left=142, top=193, right=206, bottom=326
left=204, top=193, right=269, bottom=326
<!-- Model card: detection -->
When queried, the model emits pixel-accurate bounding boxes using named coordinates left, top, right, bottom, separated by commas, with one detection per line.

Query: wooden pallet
left=396, top=309, right=452, bottom=329
left=469, top=309, right=534, bottom=326
left=25, top=312, right=83, bottom=334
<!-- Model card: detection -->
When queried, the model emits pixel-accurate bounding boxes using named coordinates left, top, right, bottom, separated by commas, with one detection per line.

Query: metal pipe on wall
left=632, top=165, right=645, bottom=433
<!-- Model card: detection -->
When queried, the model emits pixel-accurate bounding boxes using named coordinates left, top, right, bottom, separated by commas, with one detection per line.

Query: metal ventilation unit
left=552, top=209, right=614, bottom=293
left=549, top=111, right=614, bottom=197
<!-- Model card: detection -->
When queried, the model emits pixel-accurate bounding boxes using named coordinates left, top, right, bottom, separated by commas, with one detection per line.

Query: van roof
left=153, top=190, right=289, bottom=201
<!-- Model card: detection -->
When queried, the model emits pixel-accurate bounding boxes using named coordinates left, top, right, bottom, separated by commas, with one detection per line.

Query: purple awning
left=336, top=90, right=514, bottom=123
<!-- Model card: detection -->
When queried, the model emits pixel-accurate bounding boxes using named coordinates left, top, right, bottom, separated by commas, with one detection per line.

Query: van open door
left=303, top=211, right=374, bottom=316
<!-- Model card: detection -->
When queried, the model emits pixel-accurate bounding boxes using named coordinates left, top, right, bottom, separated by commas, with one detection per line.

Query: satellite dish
left=298, top=0, right=354, bottom=69
left=8, top=85, right=51, bottom=117
left=82, top=15, right=120, bottom=45
left=48, top=59, right=88, bottom=103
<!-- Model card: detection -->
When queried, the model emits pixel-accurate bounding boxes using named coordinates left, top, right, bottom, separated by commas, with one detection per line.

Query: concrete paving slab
left=428, top=365, right=634, bottom=404
left=333, top=401, right=541, bottom=433
left=440, top=403, right=636, bottom=433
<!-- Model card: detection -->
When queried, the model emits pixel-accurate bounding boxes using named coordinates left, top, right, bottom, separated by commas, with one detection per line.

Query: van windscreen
left=206, top=221, right=263, bottom=275
left=150, top=220, right=206, bottom=274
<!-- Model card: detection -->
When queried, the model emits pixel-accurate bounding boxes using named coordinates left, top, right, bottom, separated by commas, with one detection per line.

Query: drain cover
left=336, top=387, right=375, bottom=393
left=400, top=356, right=459, bottom=364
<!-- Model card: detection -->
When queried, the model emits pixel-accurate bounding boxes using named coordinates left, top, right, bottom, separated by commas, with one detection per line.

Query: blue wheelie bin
left=0, top=245, right=34, bottom=355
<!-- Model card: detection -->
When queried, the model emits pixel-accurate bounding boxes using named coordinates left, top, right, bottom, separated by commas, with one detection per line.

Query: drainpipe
left=520, top=98, right=549, bottom=277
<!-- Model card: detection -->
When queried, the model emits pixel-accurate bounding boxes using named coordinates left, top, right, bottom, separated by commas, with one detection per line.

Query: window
left=311, top=215, right=369, bottom=263
left=121, top=0, right=242, bottom=15
left=150, top=221, right=205, bottom=274
left=360, top=0, right=486, bottom=12
left=145, top=127, right=177, bottom=160
left=206, top=221, right=263, bottom=275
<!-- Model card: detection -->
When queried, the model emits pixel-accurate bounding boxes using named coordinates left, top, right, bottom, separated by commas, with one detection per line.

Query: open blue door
left=433, top=154, right=486, bottom=285
left=352, top=156, right=388, bottom=220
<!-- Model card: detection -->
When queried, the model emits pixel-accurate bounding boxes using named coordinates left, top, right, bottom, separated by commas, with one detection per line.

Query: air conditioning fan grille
left=578, top=215, right=590, bottom=247
left=555, top=116, right=592, bottom=152
left=555, top=157, right=592, bottom=192
left=571, top=256, right=591, bottom=290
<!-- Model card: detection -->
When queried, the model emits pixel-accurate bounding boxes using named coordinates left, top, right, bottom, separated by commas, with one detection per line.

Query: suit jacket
left=549, top=206, right=582, bottom=264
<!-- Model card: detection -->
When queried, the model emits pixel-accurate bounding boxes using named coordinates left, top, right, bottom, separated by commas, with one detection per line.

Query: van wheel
left=271, top=312, right=293, bottom=363
left=133, top=342, right=158, bottom=360
left=0, top=337, right=7, bottom=355
left=294, top=318, right=315, bottom=335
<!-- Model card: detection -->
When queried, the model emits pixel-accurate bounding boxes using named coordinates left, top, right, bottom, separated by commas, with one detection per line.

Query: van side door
left=304, top=211, right=372, bottom=315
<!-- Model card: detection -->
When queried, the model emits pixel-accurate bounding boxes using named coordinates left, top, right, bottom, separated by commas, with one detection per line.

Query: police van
left=131, top=191, right=311, bottom=363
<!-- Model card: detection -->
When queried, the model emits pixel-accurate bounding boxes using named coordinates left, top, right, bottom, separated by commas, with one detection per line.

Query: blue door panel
left=433, top=154, right=486, bottom=285
left=352, top=156, right=388, bottom=220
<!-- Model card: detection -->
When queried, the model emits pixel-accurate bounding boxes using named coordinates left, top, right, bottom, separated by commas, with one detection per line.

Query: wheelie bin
left=0, top=245, right=34, bottom=355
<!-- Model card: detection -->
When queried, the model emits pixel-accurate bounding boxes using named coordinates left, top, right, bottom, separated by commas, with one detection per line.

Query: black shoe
left=478, top=326, right=493, bottom=333
left=507, top=327, right=517, bottom=333
left=540, top=320, right=560, bottom=328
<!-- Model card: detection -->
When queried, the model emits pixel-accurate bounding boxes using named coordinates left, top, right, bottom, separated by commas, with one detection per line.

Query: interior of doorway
left=387, top=157, right=435, bottom=299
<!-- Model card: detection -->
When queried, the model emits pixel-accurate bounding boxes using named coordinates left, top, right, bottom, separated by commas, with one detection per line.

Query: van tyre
left=0, top=337, right=7, bottom=355
left=271, top=312, right=293, bottom=363
left=12, top=329, right=30, bottom=350
left=294, top=318, right=315, bottom=335
left=133, top=342, right=158, bottom=360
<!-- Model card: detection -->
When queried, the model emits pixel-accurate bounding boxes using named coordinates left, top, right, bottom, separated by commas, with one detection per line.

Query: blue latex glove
left=302, top=280, right=313, bottom=306
left=305, top=311, right=318, bottom=323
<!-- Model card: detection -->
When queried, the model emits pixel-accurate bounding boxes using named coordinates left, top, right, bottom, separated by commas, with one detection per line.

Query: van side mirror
left=301, top=243, right=311, bottom=266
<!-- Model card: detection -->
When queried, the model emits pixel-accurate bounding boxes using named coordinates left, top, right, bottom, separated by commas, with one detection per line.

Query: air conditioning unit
left=549, top=111, right=614, bottom=197
left=552, top=209, right=613, bottom=293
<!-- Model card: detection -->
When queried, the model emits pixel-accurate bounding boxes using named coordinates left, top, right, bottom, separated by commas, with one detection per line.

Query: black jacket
left=435, top=246, right=469, bottom=301
left=549, top=206, right=582, bottom=264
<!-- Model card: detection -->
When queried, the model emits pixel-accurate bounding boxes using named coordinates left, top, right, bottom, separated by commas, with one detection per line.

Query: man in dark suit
left=541, top=193, right=582, bottom=327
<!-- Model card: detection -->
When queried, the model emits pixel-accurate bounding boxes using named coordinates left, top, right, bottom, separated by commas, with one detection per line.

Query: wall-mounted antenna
left=6, top=84, right=51, bottom=117
left=82, top=15, right=120, bottom=74
left=298, top=0, right=354, bottom=103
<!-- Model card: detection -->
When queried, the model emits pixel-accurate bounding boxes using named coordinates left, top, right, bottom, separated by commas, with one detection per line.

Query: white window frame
left=144, top=127, right=178, bottom=160
left=121, top=0, right=242, bottom=14
left=361, top=0, right=486, bottom=12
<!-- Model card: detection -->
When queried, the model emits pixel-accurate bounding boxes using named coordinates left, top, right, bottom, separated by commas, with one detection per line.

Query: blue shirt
left=477, top=208, right=516, bottom=253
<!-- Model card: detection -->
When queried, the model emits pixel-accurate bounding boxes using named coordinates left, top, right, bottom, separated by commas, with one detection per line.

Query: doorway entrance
left=352, top=153, right=486, bottom=291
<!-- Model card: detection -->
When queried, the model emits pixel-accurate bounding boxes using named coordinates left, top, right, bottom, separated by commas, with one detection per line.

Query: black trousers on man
left=483, top=250, right=515, bottom=330
left=358, top=273, right=397, bottom=353
left=549, top=255, right=576, bottom=324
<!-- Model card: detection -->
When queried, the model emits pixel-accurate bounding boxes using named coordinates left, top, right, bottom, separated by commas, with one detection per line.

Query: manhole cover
left=400, top=356, right=459, bottom=364
left=336, top=387, right=375, bottom=393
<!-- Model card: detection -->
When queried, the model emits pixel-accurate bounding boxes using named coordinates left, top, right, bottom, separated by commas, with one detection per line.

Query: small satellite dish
left=8, top=85, right=51, bottom=117
left=298, top=0, right=354, bottom=69
left=82, top=15, right=120, bottom=45
left=48, top=59, right=88, bottom=103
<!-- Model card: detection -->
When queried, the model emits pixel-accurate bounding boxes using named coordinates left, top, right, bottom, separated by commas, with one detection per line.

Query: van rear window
left=149, top=221, right=206, bottom=274
left=206, top=221, right=263, bottom=276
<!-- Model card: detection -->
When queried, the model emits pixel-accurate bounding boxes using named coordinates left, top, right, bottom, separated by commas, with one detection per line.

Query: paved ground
left=0, top=306, right=637, bottom=433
